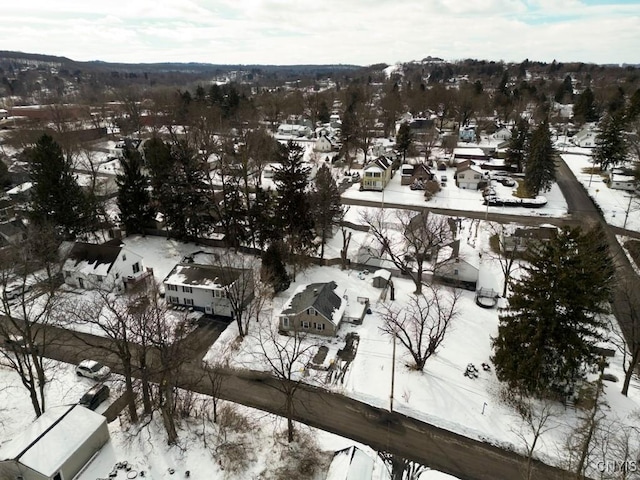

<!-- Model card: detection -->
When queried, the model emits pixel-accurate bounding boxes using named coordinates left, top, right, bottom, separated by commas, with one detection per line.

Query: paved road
left=5, top=318, right=572, bottom=480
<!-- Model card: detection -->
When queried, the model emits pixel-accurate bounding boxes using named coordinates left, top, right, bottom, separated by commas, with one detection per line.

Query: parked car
left=3, top=334, right=38, bottom=353
left=3, top=283, right=32, bottom=301
left=350, top=172, right=361, bottom=182
left=76, top=360, right=111, bottom=381
left=79, top=383, right=110, bottom=410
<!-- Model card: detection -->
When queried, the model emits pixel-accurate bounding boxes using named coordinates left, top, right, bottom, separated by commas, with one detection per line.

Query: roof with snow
left=163, top=263, right=245, bottom=289
left=325, top=445, right=374, bottom=480
left=363, top=155, right=392, bottom=172
left=281, top=281, right=345, bottom=325
left=0, top=404, right=107, bottom=477
left=64, top=239, right=128, bottom=276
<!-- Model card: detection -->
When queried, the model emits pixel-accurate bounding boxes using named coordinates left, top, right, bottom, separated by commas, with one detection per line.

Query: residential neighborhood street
left=1, top=317, right=575, bottom=480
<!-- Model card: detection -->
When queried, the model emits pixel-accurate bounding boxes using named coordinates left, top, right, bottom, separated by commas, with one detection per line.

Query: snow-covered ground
left=341, top=158, right=569, bottom=219
left=0, top=359, right=455, bottom=479
left=203, top=219, right=640, bottom=475
left=561, top=149, right=640, bottom=232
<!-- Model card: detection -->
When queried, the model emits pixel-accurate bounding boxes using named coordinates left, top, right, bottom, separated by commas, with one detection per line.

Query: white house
left=572, top=124, right=598, bottom=147
left=63, top=239, right=145, bottom=290
left=610, top=172, right=637, bottom=191
left=435, top=240, right=479, bottom=289
left=163, top=263, right=253, bottom=317
left=455, top=164, right=485, bottom=190
left=314, top=134, right=337, bottom=152
left=361, top=155, right=393, bottom=191
left=277, top=124, right=312, bottom=138
left=0, top=404, right=110, bottom=480
left=492, top=126, right=512, bottom=141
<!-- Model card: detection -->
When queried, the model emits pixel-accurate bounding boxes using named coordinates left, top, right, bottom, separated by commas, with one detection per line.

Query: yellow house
left=360, top=156, right=393, bottom=191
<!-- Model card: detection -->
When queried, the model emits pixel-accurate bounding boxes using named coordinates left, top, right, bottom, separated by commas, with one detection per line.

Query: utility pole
left=390, top=331, right=396, bottom=412
left=623, top=194, right=634, bottom=229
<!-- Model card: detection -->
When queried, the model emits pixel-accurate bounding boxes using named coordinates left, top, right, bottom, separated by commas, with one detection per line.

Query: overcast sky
left=2, top=0, right=639, bottom=66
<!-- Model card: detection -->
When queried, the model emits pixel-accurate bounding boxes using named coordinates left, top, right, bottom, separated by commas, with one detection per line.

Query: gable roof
left=163, top=263, right=244, bottom=289
left=0, top=404, right=106, bottom=477
left=65, top=240, right=126, bottom=275
left=326, top=445, right=374, bottom=480
left=282, top=281, right=343, bottom=324
left=363, top=155, right=392, bottom=172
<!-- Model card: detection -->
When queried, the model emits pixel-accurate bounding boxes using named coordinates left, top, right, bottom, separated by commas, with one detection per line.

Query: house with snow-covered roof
left=163, top=263, right=253, bottom=317
left=0, top=404, right=109, bottom=480
left=571, top=124, right=598, bottom=147
left=325, top=445, right=374, bottom=480
left=360, top=155, right=393, bottom=191
left=63, top=239, right=145, bottom=290
left=278, top=281, right=347, bottom=336
left=455, top=163, right=486, bottom=190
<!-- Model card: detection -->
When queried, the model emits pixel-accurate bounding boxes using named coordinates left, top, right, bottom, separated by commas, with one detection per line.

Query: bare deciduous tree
left=380, top=284, right=461, bottom=371
left=485, top=222, right=523, bottom=298
left=253, top=322, right=317, bottom=442
left=0, top=223, right=64, bottom=417
left=362, top=209, right=455, bottom=295
left=608, top=274, right=640, bottom=397
left=507, top=392, right=561, bottom=480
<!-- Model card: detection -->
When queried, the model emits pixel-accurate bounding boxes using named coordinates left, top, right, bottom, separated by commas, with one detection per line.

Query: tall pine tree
left=395, top=122, right=413, bottom=163
left=593, top=113, right=628, bottom=171
left=310, top=164, right=343, bottom=259
left=274, top=141, right=314, bottom=274
left=505, top=118, right=529, bottom=173
left=27, top=134, right=88, bottom=238
left=116, top=146, right=154, bottom=234
left=524, top=119, right=556, bottom=196
left=492, top=225, right=614, bottom=398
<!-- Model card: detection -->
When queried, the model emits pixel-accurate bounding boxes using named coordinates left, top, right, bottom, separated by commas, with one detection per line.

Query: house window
left=78, top=278, right=84, bottom=289
left=316, top=323, right=325, bottom=331
left=132, top=262, right=141, bottom=274
left=213, top=290, right=220, bottom=298
left=459, top=174, right=465, bottom=179
left=454, top=269, right=459, bottom=275
left=282, top=317, right=290, bottom=328
left=168, top=296, right=179, bottom=304
left=97, top=275, right=103, bottom=283
left=302, top=321, right=310, bottom=329
left=184, top=298, right=194, bottom=306
left=182, top=286, right=193, bottom=293
left=307, top=307, right=314, bottom=315
left=122, top=254, right=127, bottom=261
left=167, top=284, right=178, bottom=291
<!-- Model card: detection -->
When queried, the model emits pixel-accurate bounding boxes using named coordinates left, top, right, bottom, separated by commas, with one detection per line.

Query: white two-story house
left=63, top=239, right=145, bottom=290
left=163, top=263, right=254, bottom=318
left=360, top=155, right=393, bottom=191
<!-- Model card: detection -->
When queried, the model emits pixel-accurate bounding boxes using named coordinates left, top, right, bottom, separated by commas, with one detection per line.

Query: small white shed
left=0, top=404, right=110, bottom=480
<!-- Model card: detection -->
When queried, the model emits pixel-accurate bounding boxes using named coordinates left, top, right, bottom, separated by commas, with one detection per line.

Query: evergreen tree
left=554, top=75, right=574, bottom=104
left=310, top=164, right=342, bottom=259
left=261, top=242, right=290, bottom=293
left=572, top=87, right=598, bottom=124
left=626, top=88, right=640, bottom=123
left=492, top=225, right=614, bottom=398
left=524, top=120, right=556, bottom=196
left=593, top=113, right=628, bottom=171
left=317, top=100, right=330, bottom=124
left=116, top=146, right=154, bottom=235
left=395, top=122, right=413, bottom=163
left=274, top=141, right=314, bottom=264
left=505, top=118, right=529, bottom=173
left=0, top=158, right=11, bottom=187
left=248, top=187, right=277, bottom=249
left=27, top=134, right=88, bottom=238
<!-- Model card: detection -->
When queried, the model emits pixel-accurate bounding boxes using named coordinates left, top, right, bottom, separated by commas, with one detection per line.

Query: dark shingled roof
left=282, top=281, right=341, bottom=323
left=67, top=241, right=124, bottom=273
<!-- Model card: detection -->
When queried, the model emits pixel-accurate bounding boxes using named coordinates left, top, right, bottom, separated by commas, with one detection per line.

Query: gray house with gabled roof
left=279, top=281, right=347, bottom=336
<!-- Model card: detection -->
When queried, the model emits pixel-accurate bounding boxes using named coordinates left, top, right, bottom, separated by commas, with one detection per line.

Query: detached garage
left=0, top=404, right=110, bottom=480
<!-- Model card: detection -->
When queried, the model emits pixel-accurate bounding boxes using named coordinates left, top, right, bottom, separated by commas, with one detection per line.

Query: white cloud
left=0, top=1, right=638, bottom=65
